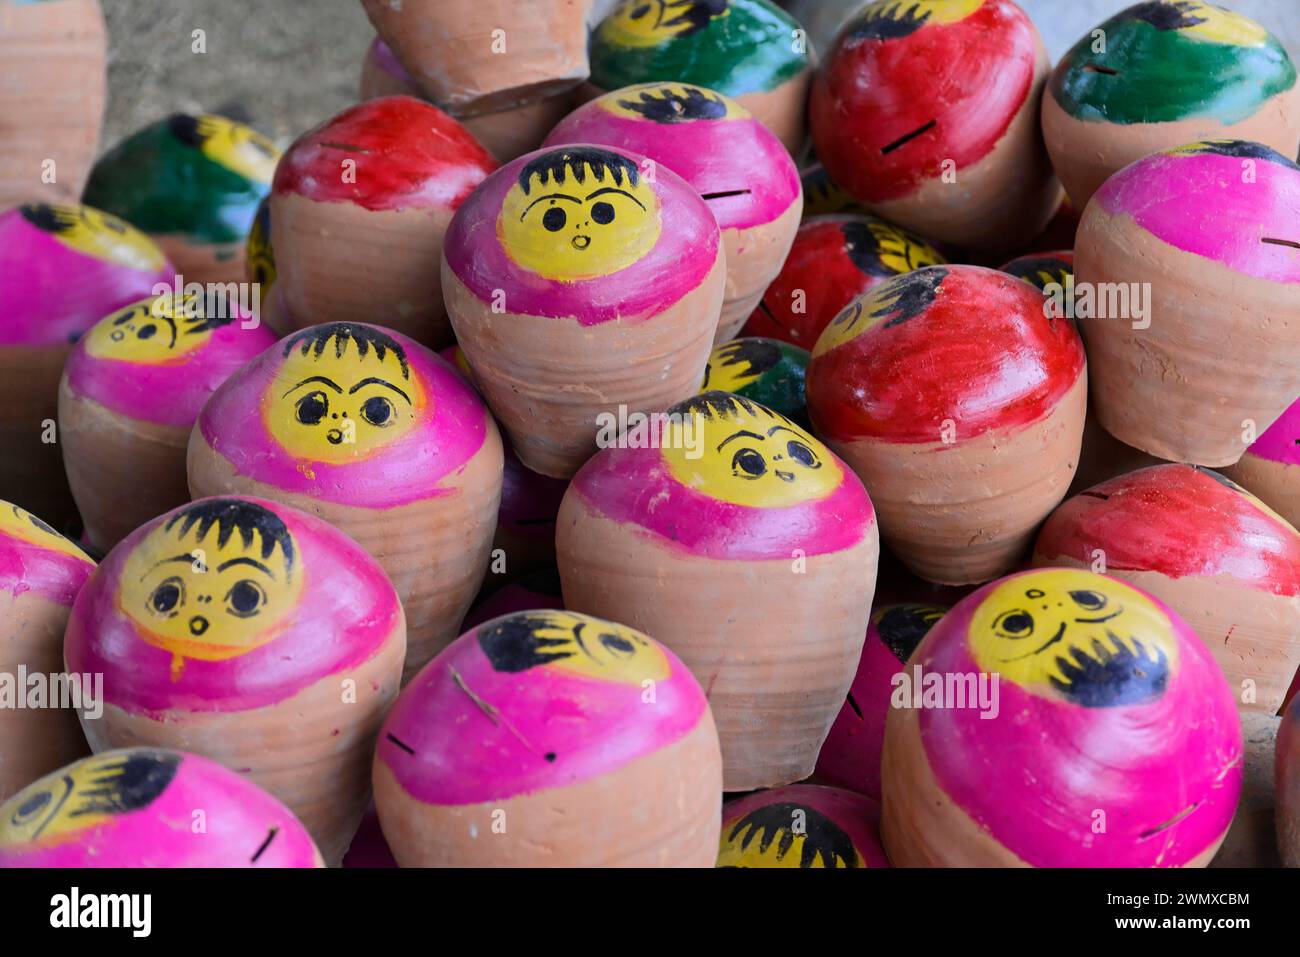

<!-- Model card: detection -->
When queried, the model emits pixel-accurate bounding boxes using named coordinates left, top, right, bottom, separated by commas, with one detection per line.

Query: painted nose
left=188, top=616, right=210, bottom=636
left=572, top=235, right=591, bottom=250
left=327, top=428, right=344, bottom=444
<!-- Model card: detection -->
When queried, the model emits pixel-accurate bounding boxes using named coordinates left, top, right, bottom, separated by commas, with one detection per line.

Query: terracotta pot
left=463, top=567, right=564, bottom=631
left=546, top=82, right=803, bottom=341
left=807, top=264, right=1087, bottom=585
left=0, top=203, right=175, bottom=528
left=1280, top=698, right=1300, bottom=866
left=718, top=784, right=889, bottom=868
left=1211, top=712, right=1281, bottom=868
left=373, top=609, right=723, bottom=866
left=0, top=0, right=106, bottom=208
left=491, top=448, right=569, bottom=582
left=557, top=391, right=879, bottom=790
left=187, top=323, right=503, bottom=681
left=1043, top=1, right=1300, bottom=210
left=271, top=97, right=497, bottom=350
left=83, top=113, right=281, bottom=285
left=815, top=602, right=946, bottom=800
left=1225, top=397, right=1300, bottom=531
left=359, top=0, right=590, bottom=114
left=359, top=36, right=422, bottom=101
left=0, top=748, right=322, bottom=867
left=881, top=567, right=1242, bottom=866
left=588, top=0, right=814, bottom=154
left=64, top=496, right=407, bottom=865
left=0, top=500, right=95, bottom=802
left=442, top=144, right=725, bottom=478
left=810, top=0, right=1061, bottom=253
left=1033, top=464, right=1300, bottom=715
left=699, top=337, right=809, bottom=427
left=59, top=293, right=277, bottom=553
left=1075, top=141, right=1300, bottom=467
left=742, top=213, right=945, bottom=348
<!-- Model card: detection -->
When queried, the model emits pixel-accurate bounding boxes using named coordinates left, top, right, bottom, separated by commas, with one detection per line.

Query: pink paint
left=1096, top=148, right=1300, bottom=284
left=442, top=145, right=721, bottom=325
left=1245, top=396, right=1300, bottom=466
left=273, top=96, right=497, bottom=212
left=1035, top=464, right=1300, bottom=597
left=64, top=496, right=402, bottom=714
left=0, top=209, right=176, bottom=347
left=915, top=570, right=1242, bottom=867
left=570, top=441, right=875, bottom=561
left=197, top=324, right=491, bottom=508
left=342, top=801, right=397, bottom=868
left=376, top=614, right=708, bottom=805
left=722, top=785, right=890, bottom=868
left=0, top=513, right=95, bottom=606
left=544, top=97, right=801, bottom=231
left=63, top=310, right=276, bottom=428
left=0, top=750, right=320, bottom=867
left=368, top=36, right=412, bottom=85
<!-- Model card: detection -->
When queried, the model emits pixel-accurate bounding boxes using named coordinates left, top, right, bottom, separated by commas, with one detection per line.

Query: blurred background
left=102, top=0, right=1299, bottom=149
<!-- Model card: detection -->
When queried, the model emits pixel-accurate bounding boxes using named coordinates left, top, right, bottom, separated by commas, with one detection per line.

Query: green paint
left=590, top=0, right=809, bottom=97
left=707, top=337, right=810, bottom=427
left=1052, top=14, right=1296, bottom=125
left=83, top=117, right=271, bottom=246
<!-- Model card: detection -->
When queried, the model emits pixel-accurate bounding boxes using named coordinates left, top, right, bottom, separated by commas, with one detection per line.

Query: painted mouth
left=1002, top=622, right=1066, bottom=662
left=327, top=428, right=344, bottom=445
left=188, top=616, right=210, bottom=637
left=775, top=470, right=796, bottom=482
left=572, top=235, right=591, bottom=250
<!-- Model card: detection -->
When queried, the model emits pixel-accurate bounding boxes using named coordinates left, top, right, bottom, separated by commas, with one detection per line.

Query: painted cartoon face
left=815, top=267, right=948, bottom=355
left=0, top=750, right=179, bottom=848
left=81, top=293, right=229, bottom=363
left=663, top=392, right=842, bottom=508
left=601, top=0, right=730, bottom=47
left=171, top=114, right=279, bottom=185
left=604, top=82, right=746, bottom=123
left=0, top=501, right=90, bottom=563
left=265, top=324, right=423, bottom=464
left=1002, top=253, right=1074, bottom=293
left=850, top=219, right=944, bottom=276
left=702, top=338, right=784, bottom=394
left=119, top=500, right=303, bottom=676
left=497, top=147, right=662, bottom=282
left=849, top=0, right=984, bottom=39
left=718, top=802, right=864, bottom=868
left=968, top=570, right=1180, bottom=707
left=1132, top=0, right=1269, bottom=45
left=477, top=610, right=669, bottom=683
left=19, top=203, right=165, bottom=272
left=877, top=603, right=946, bottom=663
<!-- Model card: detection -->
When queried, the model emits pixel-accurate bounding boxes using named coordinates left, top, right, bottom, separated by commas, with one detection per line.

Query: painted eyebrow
left=347, top=376, right=411, bottom=403
left=141, top=553, right=197, bottom=580
left=767, top=425, right=804, bottom=439
left=282, top=375, right=343, bottom=397
left=521, top=192, right=581, bottom=219
left=717, top=429, right=765, bottom=451
left=216, top=556, right=275, bottom=578
left=586, top=186, right=646, bottom=210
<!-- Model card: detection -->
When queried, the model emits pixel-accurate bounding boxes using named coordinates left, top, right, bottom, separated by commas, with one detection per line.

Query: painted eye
left=994, top=609, right=1034, bottom=639
left=591, top=202, right=615, bottom=225
left=225, top=579, right=266, bottom=619
left=1070, top=590, right=1107, bottom=611
left=360, top=395, right=395, bottom=427
left=136, top=324, right=156, bottom=340
left=630, top=3, right=651, bottom=19
left=295, top=391, right=328, bottom=425
left=148, top=577, right=185, bottom=616
left=786, top=440, right=820, bottom=469
left=731, top=447, right=767, bottom=479
left=11, top=788, right=52, bottom=827
left=542, top=207, right=567, bottom=232
left=599, top=632, right=636, bottom=657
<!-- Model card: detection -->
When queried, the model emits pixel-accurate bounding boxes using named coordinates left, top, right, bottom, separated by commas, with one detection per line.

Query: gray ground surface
left=100, top=0, right=1299, bottom=151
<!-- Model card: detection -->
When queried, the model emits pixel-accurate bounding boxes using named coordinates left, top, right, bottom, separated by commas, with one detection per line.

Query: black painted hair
left=1004, top=256, right=1074, bottom=292
left=724, top=802, right=860, bottom=868
left=668, top=390, right=784, bottom=424
left=848, top=1, right=933, bottom=41
left=616, top=85, right=729, bottom=123
left=877, top=604, right=945, bottom=664
left=19, top=202, right=83, bottom=235
left=71, top=750, right=180, bottom=818
left=625, top=0, right=729, bottom=37
left=1050, top=633, right=1169, bottom=707
left=1179, top=139, right=1300, bottom=170
left=167, top=113, right=206, bottom=147
left=842, top=218, right=933, bottom=278
left=712, top=338, right=782, bottom=380
left=519, top=147, right=641, bottom=196
left=478, top=611, right=578, bottom=673
left=1129, top=1, right=1207, bottom=32
left=163, top=499, right=295, bottom=572
left=868, top=265, right=947, bottom=327
left=282, top=323, right=410, bottom=379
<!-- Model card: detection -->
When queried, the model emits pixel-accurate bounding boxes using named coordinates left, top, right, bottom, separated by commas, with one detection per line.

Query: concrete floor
left=101, top=0, right=1300, bottom=151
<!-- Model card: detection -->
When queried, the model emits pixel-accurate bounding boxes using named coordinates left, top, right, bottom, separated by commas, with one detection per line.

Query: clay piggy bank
left=718, top=785, right=889, bottom=868
left=1226, top=397, right=1300, bottom=531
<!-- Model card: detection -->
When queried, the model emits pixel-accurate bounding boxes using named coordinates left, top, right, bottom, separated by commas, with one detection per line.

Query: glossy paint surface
left=375, top=610, right=708, bottom=805
left=718, top=784, right=889, bottom=867
left=807, top=265, right=1086, bottom=443
left=0, top=499, right=95, bottom=606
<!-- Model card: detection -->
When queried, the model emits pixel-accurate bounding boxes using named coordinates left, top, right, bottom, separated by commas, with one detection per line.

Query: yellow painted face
left=0, top=500, right=90, bottom=563
left=663, top=394, right=842, bottom=509
left=498, top=148, right=662, bottom=282
left=191, top=114, right=280, bottom=184
left=266, top=328, right=424, bottom=465
left=603, top=82, right=748, bottom=122
left=968, top=570, right=1180, bottom=707
left=718, top=803, right=864, bottom=868
left=21, top=203, right=166, bottom=272
left=702, top=340, right=766, bottom=394
left=1168, top=1, right=1269, bottom=45
left=477, top=610, right=670, bottom=683
left=119, top=501, right=303, bottom=677
left=82, top=293, right=218, bottom=363
left=599, top=0, right=731, bottom=47
left=0, top=750, right=179, bottom=848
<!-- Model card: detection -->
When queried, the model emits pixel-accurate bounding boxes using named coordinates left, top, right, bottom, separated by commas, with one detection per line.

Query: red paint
left=273, top=96, right=498, bottom=211
left=1035, top=464, right=1300, bottom=598
left=807, top=265, right=1085, bottom=443
left=809, top=0, right=1037, bottom=204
